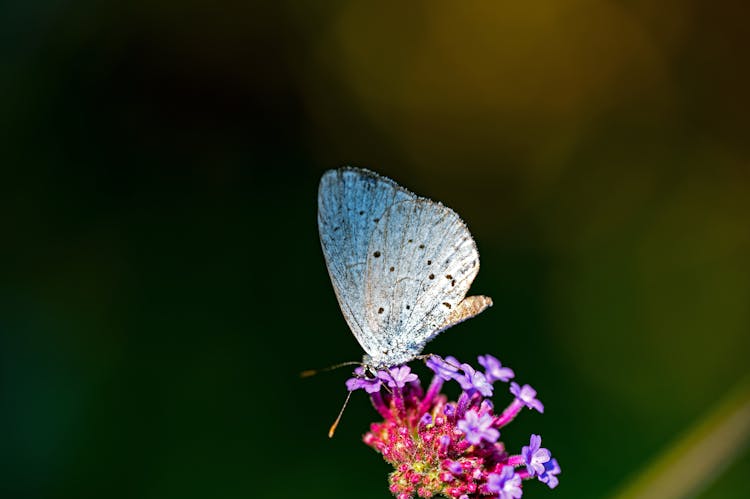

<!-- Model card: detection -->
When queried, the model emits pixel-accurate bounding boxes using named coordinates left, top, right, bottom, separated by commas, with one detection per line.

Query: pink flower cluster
left=346, top=355, right=560, bottom=499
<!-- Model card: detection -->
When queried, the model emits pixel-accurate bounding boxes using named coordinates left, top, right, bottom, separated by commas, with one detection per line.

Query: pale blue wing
left=318, top=167, right=490, bottom=368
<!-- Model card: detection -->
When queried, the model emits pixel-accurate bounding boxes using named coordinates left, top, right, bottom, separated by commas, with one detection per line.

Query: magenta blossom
left=345, top=353, right=561, bottom=498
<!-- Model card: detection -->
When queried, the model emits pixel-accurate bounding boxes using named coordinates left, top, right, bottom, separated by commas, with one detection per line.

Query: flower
left=457, top=363, right=494, bottom=397
left=419, top=413, right=433, bottom=427
left=379, top=365, right=418, bottom=388
left=347, top=353, right=560, bottom=498
left=538, top=459, right=561, bottom=489
left=426, top=355, right=462, bottom=381
left=522, top=434, right=551, bottom=477
left=447, top=461, right=464, bottom=475
left=510, top=382, right=545, bottom=413
left=457, top=409, right=500, bottom=445
left=487, top=466, right=523, bottom=498
left=478, top=354, right=515, bottom=383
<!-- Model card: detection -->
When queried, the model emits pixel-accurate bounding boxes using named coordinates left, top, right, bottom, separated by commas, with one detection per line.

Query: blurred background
left=2, top=1, right=749, bottom=498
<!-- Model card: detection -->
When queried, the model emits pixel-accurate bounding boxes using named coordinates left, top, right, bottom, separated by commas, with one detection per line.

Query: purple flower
left=479, top=398, right=494, bottom=413
left=438, top=435, right=451, bottom=453
left=447, top=461, right=464, bottom=475
left=510, top=382, right=545, bottom=413
left=443, top=403, right=455, bottom=418
left=457, top=363, right=494, bottom=397
left=522, top=434, right=551, bottom=476
left=457, top=409, right=499, bottom=445
left=345, top=366, right=382, bottom=393
left=487, top=466, right=523, bottom=498
left=426, top=355, right=462, bottom=381
left=419, top=413, right=433, bottom=427
left=538, top=458, right=561, bottom=489
left=478, top=354, right=515, bottom=383
left=378, top=365, right=418, bottom=388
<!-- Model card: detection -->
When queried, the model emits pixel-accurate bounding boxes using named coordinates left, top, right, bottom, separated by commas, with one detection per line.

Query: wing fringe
left=437, top=295, right=493, bottom=332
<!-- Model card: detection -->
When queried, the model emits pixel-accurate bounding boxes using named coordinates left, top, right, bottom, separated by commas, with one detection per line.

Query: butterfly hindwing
left=363, top=198, right=481, bottom=364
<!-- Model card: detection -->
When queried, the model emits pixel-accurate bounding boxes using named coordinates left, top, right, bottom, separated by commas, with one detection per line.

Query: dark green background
left=3, top=2, right=749, bottom=498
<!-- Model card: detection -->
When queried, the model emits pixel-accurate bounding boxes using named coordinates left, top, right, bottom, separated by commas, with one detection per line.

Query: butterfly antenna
left=300, top=361, right=362, bottom=378
left=328, top=389, right=353, bottom=438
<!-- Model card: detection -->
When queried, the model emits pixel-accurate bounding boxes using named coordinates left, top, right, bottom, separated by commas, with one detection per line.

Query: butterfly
left=318, top=167, right=492, bottom=370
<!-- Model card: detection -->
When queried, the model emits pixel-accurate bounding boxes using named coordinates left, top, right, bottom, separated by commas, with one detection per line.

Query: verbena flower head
left=345, top=355, right=561, bottom=498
